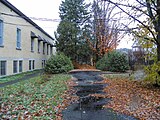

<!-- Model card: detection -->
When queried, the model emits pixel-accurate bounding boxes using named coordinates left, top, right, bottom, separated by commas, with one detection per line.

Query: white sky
left=7, top=0, right=61, bottom=37
left=7, top=0, right=133, bottom=49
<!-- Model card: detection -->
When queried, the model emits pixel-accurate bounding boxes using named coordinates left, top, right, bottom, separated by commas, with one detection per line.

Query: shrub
left=96, top=51, right=129, bottom=72
left=44, top=53, right=74, bottom=74
left=96, top=55, right=109, bottom=71
left=144, top=62, right=160, bottom=86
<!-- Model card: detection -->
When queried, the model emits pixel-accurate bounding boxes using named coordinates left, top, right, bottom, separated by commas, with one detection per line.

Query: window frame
left=29, top=60, right=32, bottom=70
left=0, top=61, right=6, bottom=76
left=29, top=60, right=35, bottom=71
left=42, top=60, right=46, bottom=68
left=19, top=60, right=23, bottom=72
left=0, top=19, right=4, bottom=47
left=31, top=38, right=34, bottom=52
left=32, top=60, right=35, bottom=70
left=16, top=28, right=21, bottom=49
left=13, top=60, right=18, bottom=73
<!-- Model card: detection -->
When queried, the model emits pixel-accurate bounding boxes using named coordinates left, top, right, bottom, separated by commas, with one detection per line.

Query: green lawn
left=0, top=73, right=71, bottom=119
left=103, top=73, right=133, bottom=80
left=0, top=70, right=41, bottom=84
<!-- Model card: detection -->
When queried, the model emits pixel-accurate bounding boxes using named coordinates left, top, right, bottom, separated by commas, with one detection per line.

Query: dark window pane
left=1, top=61, right=6, bottom=76
left=16, top=28, right=21, bottom=48
left=29, top=60, right=32, bottom=70
left=19, top=61, right=23, bottom=72
left=32, top=60, right=35, bottom=70
left=0, top=20, right=3, bottom=45
left=13, top=61, right=18, bottom=73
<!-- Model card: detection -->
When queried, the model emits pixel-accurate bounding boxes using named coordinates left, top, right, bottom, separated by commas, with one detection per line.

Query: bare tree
left=85, top=0, right=124, bottom=61
left=105, top=0, right=160, bottom=61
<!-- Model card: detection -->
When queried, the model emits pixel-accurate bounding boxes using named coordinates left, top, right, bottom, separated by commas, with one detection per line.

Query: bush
left=96, top=51, right=129, bottom=72
left=44, top=53, right=74, bottom=74
left=144, top=62, right=160, bottom=86
left=96, top=55, right=109, bottom=71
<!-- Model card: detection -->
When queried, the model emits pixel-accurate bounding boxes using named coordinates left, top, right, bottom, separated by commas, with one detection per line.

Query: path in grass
left=62, top=70, right=138, bottom=120
left=0, top=70, right=43, bottom=87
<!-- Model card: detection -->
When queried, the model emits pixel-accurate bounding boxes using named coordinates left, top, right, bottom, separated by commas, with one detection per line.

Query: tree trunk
left=157, top=42, right=160, bottom=61
left=157, top=0, right=160, bottom=62
left=156, top=16, right=160, bottom=61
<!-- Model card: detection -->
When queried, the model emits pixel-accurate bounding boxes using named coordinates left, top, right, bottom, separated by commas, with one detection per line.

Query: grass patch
left=0, top=73, right=71, bottom=119
left=103, top=73, right=133, bottom=80
left=0, top=70, right=41, bottom=84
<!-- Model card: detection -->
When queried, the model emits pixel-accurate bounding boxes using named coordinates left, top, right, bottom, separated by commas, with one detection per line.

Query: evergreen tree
left=55, top=0, right=91, bottom=62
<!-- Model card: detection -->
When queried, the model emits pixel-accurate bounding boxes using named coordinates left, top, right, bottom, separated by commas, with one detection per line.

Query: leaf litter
left=101, top=77, right=160, bottom=120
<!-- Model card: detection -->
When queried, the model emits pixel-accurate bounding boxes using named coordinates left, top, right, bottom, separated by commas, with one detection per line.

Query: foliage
left=132, top=19, right=157, bottom=63
left=85, top=0, right=122, bottom=61
left=0, top=74, right=71, bottom=119
left=96, top=55, right=109, bottom=70
left=55, top=0, right=92, bottom=62
left=144, top=62, right=160, bottom=86
left=105, top=0, right=160, bottom=61
left=133, top=21, right=160, bottom=85
left=96, top=51, right=129, bottom=72
left=45, top=53, right=73, bottom=74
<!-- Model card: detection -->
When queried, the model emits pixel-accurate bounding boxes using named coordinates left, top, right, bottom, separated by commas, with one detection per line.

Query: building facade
left=0, top=0, right=55, bottom=77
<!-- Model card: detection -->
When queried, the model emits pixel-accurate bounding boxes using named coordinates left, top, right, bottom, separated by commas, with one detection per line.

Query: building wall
left=0, top=2, right=55, bottom=76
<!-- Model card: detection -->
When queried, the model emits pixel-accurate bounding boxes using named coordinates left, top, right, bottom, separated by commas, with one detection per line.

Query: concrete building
left=0, top=0, right=55, bottom=77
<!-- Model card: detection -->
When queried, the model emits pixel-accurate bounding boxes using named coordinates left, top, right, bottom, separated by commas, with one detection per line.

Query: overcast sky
left=7, top=0, right=133, bottom=49
left=8, top=0, right=61, bottom=37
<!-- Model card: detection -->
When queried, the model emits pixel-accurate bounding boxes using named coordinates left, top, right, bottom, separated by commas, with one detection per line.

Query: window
left=31, top=38, right=34, bottom=52
left=29, top=60, right=35, bottom=71
left=43, top=43, right=45, bottom=54
left=13, top=61, right=18, bottom=73
left=44, top=60, right=46, bottom=66
left=29, top=60, right=32, bottom=70
left=13, top=60, right=23, bottom=73
left=0, top=61, right=6, bottom=76
left=38, top=41, right=40, bottom=53
left=42, top=60, right=46, bottom=68
left=42, top=60, right=44, bottom=68
left=0, top=20, right=3, bottom=46
left=32, top=60, right=35, bottom=70
left=19, top=61, right=23, bottom=72
left=16, top=28, right=21, bottom=49
left=50, top=46, right=53, bottom=55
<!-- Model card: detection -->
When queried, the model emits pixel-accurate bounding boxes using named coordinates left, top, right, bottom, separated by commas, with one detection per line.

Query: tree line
left=54, top=0, right=122, bottom=65
left=54, top=0, right=160, bottom=85
left=55, top=0, right=160, bottom=63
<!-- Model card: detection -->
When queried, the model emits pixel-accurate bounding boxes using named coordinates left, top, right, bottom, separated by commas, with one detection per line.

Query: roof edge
left=1, top=0, right=54, bottom=41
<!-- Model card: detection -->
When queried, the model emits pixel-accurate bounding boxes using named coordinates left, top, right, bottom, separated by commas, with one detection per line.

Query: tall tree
left=85, top=0, right=122, bottom=61
left=55, top=0, right=91, bottom=62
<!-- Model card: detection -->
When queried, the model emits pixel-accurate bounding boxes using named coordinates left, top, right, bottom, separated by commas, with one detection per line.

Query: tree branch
left=105, top=0, right=157, bottom=43
left=146, top=0, right=157, bottom=30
